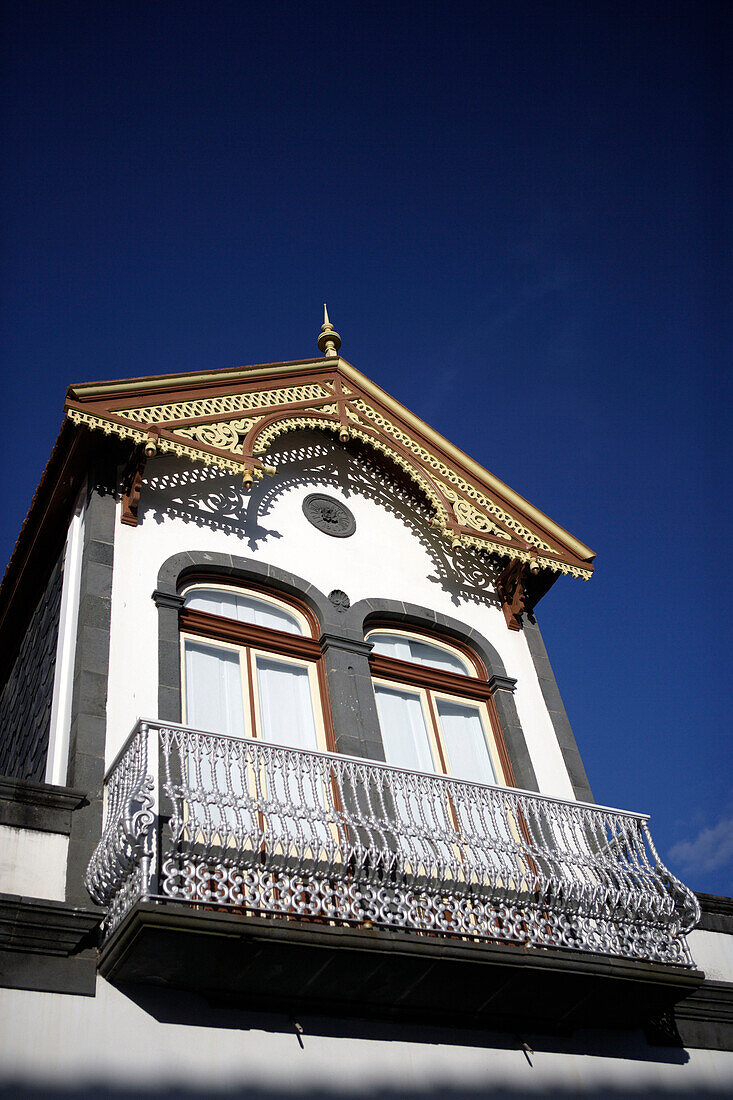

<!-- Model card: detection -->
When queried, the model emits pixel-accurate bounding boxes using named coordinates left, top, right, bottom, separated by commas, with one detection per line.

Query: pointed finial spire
left=317, top=303, right=342, bottom=357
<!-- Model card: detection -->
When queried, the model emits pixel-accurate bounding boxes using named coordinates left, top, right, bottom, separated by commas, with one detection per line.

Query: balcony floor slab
left=99, top=901, right=703, bottom=1035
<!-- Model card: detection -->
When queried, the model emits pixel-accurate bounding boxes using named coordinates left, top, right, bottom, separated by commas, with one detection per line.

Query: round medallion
left=302, top=494, right=356, bottom=538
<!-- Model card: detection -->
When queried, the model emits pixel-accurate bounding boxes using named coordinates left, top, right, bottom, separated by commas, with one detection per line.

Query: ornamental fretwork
left=64, top=360, right=594, bottom=581
left=86, top=721, right=699, bottom=967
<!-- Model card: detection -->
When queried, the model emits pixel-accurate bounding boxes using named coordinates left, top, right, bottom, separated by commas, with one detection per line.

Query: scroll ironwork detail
left=87, top=721, right=699, bottom=964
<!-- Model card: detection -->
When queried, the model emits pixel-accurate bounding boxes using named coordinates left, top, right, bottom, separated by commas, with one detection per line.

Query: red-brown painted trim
left=180, top=609, right=322, bottom=661
left=368, top=630, right=517, bottom=789
left=369, top=654, right=495, bottom=700
left=177, top=575, right=320, bottom=638
left=316, top=661, right=337, bottom=754
left=424, top=691, right=450, bottom=775
left=244, top=647, right=257, bottom=740
left=66, top=365, right=337, bottom=410
left=366, top=623, right=487, bottom=679
left=64, top=362, right=593, bottom=570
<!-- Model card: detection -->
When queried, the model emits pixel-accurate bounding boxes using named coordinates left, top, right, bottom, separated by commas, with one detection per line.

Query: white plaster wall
left=106, top=443, right=577, bottom=799
left=0, top=980, right=732, bottom=1095
left=689, top=930, right=733, bottom=983
left=0, top=825, right=67, bottom=901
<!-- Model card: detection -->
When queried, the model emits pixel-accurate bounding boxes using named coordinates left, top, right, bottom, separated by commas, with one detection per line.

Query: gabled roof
left=65, top=355, right=594, bottom=580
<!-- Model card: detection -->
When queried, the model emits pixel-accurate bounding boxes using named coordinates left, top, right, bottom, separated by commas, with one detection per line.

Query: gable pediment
left=64, top=356, right=594, bottom=580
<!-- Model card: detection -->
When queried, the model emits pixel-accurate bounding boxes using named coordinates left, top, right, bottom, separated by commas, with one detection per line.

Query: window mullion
left=244, top=647, right=257, bottom=739
left=424, top=690, right=450, bottom=776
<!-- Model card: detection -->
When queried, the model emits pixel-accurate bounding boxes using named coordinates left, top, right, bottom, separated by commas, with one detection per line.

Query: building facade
left=1, top=318, right=732, bottom=1096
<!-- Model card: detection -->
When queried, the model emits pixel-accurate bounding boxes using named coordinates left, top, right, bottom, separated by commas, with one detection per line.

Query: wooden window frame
left=179, top=581, right=335, bottom=752
left=367, top=625, right=517, bottom=787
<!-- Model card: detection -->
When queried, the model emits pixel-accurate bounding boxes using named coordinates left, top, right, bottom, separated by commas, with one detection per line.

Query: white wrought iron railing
left=85, top=720, right=700, bottom=965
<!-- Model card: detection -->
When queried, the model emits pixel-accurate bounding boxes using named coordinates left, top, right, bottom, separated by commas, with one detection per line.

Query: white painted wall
left=0, top=825, right=68, bottom=901
left=0, top=979, right=731, bottom=1095
left=45, top=482, right=86, bottom=786
left=689, top=929, right=733, bottom=983
left=105, top=439, right=577, bottom=799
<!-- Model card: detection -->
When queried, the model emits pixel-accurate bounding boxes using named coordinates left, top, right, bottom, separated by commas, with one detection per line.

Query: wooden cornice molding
left=62, top=356, right=595, bottom=582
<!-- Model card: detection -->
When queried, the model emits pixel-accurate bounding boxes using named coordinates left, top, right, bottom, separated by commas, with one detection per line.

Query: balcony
left=86, top=721, right=702, bottom=1031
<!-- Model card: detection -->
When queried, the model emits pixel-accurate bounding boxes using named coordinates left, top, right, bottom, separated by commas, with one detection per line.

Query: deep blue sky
left=1, top=2, right=730, bottom=893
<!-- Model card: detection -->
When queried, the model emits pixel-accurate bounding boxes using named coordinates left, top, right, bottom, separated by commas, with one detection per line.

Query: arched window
left=179, top=582, right=332, bottom=753
left=367, top=627, right=513, bottom=787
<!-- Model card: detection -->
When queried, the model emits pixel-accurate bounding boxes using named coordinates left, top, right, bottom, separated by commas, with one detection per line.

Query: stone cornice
left=0, top=775, right=86, bottom=835
left=0, top=894, right=101, bottom=956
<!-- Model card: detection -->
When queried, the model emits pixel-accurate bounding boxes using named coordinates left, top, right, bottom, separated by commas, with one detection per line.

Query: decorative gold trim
left=65, top=358, right=595, bottom=579
left=350, top=398, right=555, bottom=555
left=110, top=382, right=332, bottom=424
left=175, top=418, right=259, bottom=449
left=67, top=409, right=244, bottom=474
left=250, top=413, right=450, bottom=527
left=339, top=359, right=596, bottom=563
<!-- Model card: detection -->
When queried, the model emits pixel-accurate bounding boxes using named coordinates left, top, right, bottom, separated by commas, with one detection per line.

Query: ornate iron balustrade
left=86, top=721, right=700, bottom=965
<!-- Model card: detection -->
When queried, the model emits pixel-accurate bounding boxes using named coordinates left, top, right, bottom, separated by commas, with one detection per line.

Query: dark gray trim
left=64, top=459, right=117, bottom=906
left=674, top=979, right=733, bottom=1051
left=0, top=775, right=86, bottom=835
left=523, top=612, right=594, bottom=803
left=156, top=551, right=336, bottom=629
left=303, top=493, right=356, bottom=537
left=155, top=557, right=540, bottom=784
left=487, top=674, right=517, bottom=694
left=152, top=590, right=185, bottom=611
left=0, top=894, right=100, bottom=996
left=318, top=634, right=384, bottom=762
left=697, top=893, right=733, bottom=935
left=0, top=894, right=100, bottom=955
left=350, top=598, right=539, bottom=792
left=154, top=552, right=382, bottom=758
left=99, top=900, right=703, bottom=1035
left=319, top=634, right=374, bottom=658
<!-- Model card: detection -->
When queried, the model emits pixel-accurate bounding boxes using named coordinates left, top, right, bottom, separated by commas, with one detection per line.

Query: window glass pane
left=374, top=684, right=435, bottom=773
left=184, top=640, right=246, bottom=738
left=184, top=588, right=303, bottom=635
left=369, top=632, right=468, bottom=675
left=256, top=657, right=319, bottom=752
left=436, top=699, right=497, bottom=785
left=369, top=633, right=412, bottom=662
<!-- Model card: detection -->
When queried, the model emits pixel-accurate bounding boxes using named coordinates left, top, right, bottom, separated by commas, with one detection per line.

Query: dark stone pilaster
left=153, top=591, right=184, bottom=722
left=64, top=459, right=117, bottom=906
left=319, top=635, right=384, bottom=762
left=523, top=613, right=593, bottom=803
left=488, top=675, right=538, bottom=792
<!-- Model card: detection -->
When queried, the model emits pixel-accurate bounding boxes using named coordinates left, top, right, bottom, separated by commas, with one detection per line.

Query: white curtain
left=256, top=657, right=319, bottom=751
left=256, top=657, right=328, bottom=850
left=374, top=685, right=435, bottom=773
left=369, top=632, right=467, bottom=675
left=185, top=589, right=302, bottom=635
left=184, top=640, right=245, bottom=738
left=436, top=699, right=497, bottom=785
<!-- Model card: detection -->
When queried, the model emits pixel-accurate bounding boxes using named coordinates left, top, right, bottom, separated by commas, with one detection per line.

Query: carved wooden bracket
left=120, top=446, right=147, bottom=527
left=497, top=559, right=527, bottom=631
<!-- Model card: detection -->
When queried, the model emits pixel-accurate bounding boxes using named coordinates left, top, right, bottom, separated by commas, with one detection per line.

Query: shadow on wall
left=56, top=981, right=695, bottom=1075
left=4, top=1083, right=730, bottom=1099
left=141, top=429, right=502, bottom=609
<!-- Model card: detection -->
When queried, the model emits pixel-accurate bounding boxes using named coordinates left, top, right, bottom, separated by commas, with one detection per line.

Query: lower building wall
left=689, top=929, right=733, bottom=984
left=0, top=979, right=732, bottom=1098
left=0, top=825, right=68, bottom=901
